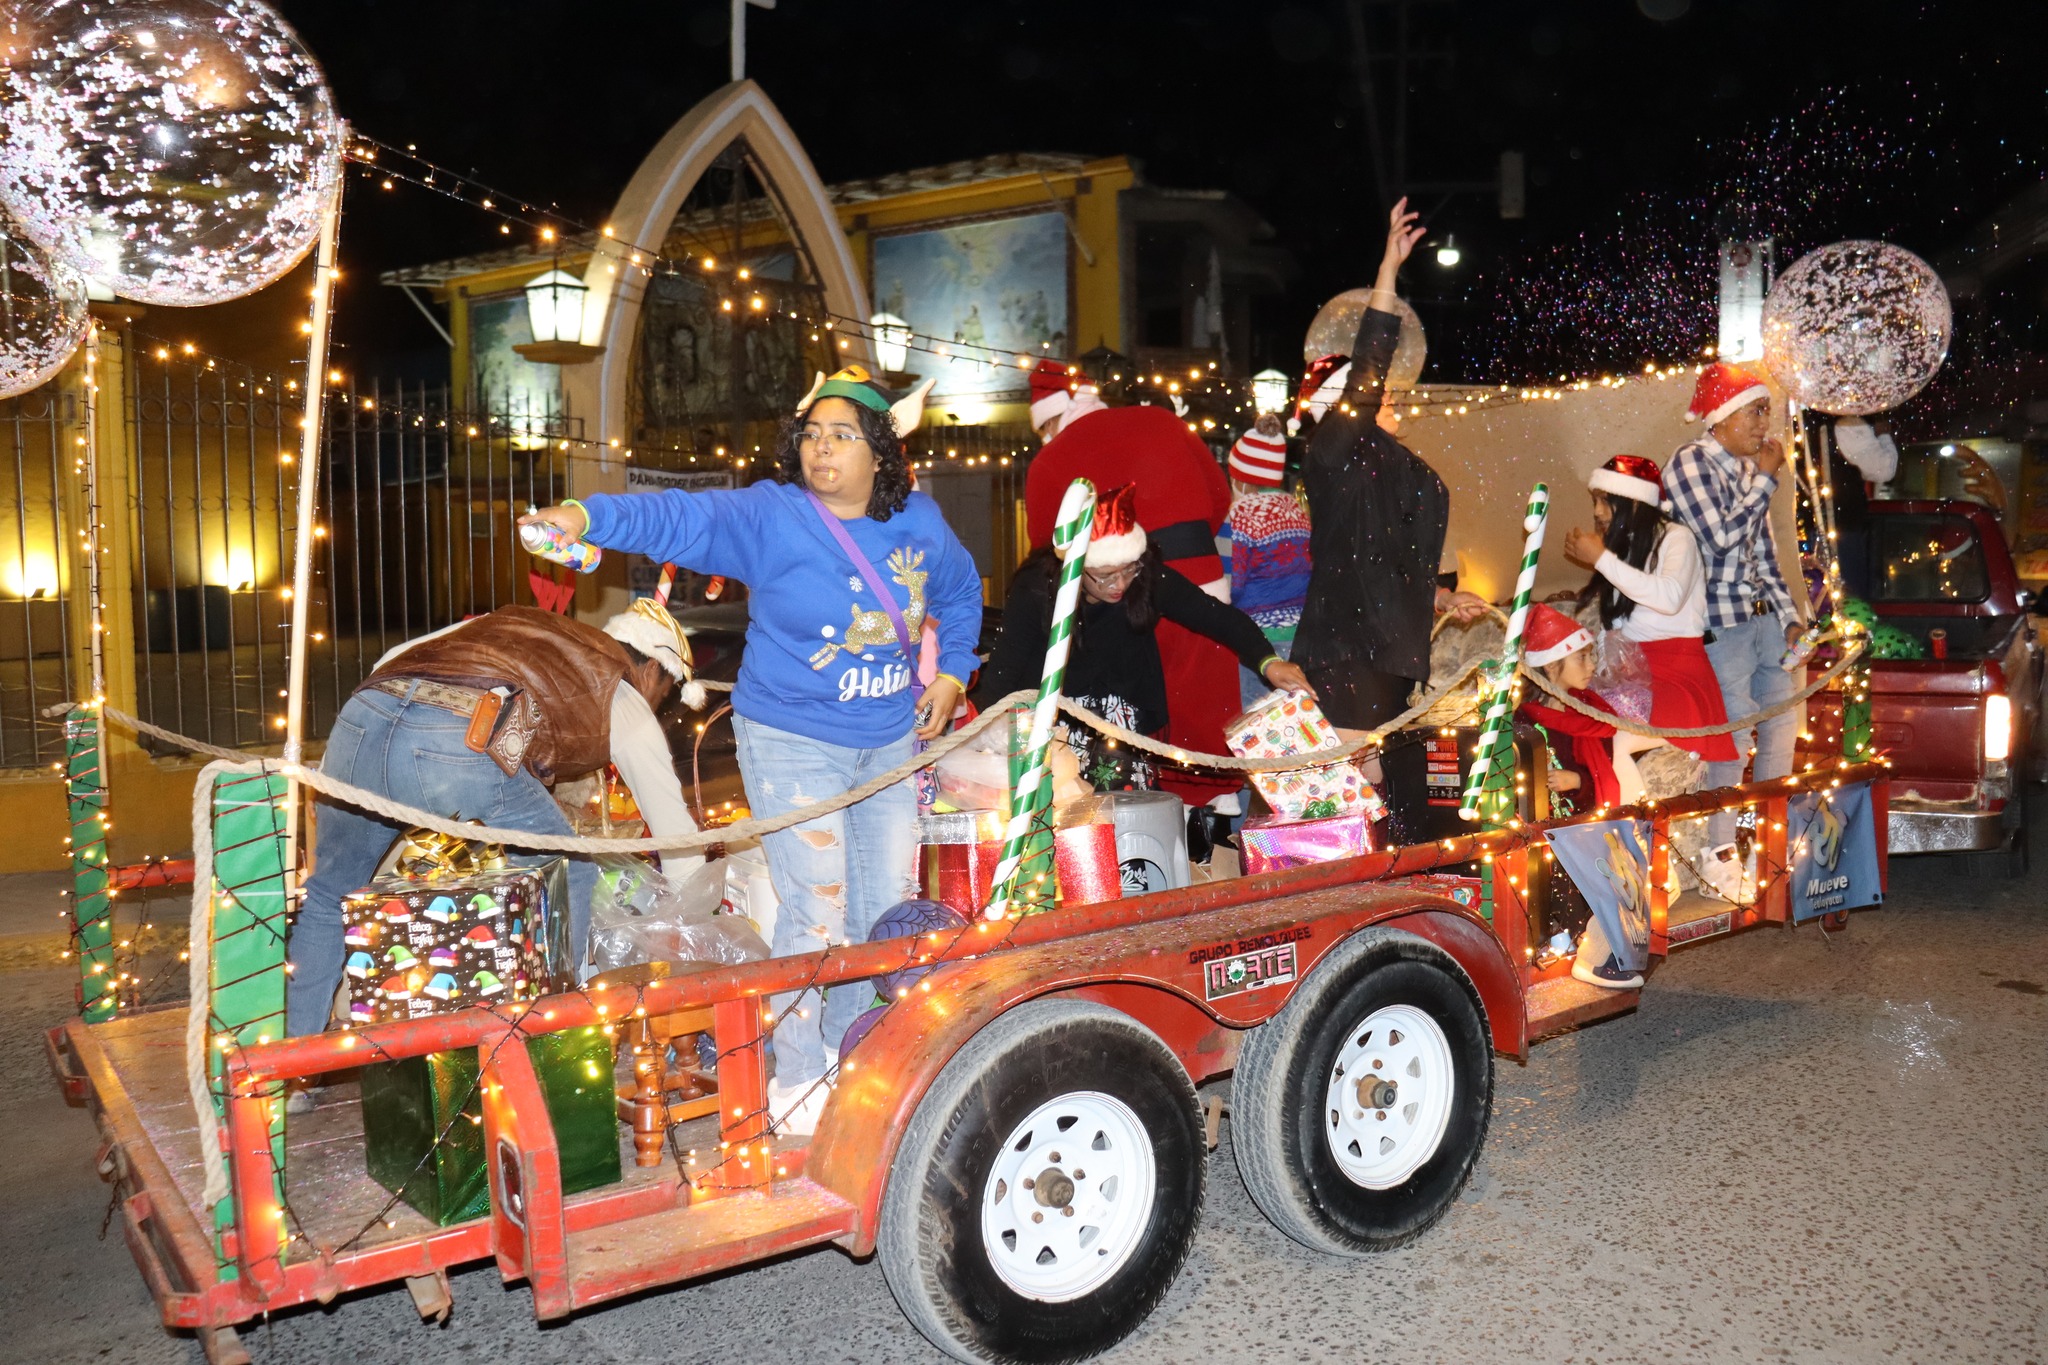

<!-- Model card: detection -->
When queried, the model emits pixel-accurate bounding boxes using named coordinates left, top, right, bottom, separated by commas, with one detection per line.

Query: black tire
left=877, top=998, right=1205, bottom=1365
left=1232, top=928, right=1492, bottom=1255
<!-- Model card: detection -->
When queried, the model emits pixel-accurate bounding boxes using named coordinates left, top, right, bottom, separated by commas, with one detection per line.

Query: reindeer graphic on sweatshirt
left=809, top=548, right=929, bottom=700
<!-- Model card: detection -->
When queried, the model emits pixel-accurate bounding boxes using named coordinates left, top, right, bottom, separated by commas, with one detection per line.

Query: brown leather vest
left=363, top=605, right=630, bottom=782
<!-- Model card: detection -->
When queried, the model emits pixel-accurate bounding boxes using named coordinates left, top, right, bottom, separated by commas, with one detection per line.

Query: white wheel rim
left=979, top=1090, right=1158, bottom=1302
left=1323, top=1002, right=1455, bottom=1189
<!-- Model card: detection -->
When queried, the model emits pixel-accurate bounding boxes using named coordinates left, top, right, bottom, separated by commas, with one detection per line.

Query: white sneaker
left=1700, top=843, right=1748, bottom=904
left=766, top=1077, right=831, bottom=1138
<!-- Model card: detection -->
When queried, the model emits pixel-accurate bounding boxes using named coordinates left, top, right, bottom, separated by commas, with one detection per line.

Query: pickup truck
left=1801, top=499, right=2046, bottom=874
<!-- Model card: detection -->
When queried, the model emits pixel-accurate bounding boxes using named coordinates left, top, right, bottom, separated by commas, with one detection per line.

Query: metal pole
left=283, top=156, right=344, bottom=852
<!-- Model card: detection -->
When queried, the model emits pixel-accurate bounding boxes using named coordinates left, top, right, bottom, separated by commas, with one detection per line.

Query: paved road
left=5, top=828, right=2045, bottom=1365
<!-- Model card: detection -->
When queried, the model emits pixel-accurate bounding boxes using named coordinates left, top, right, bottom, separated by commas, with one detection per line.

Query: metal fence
left=0, top=388, right=82, bottom=768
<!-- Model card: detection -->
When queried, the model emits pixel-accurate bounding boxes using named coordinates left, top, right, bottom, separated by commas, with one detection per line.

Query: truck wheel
left=1233, top=928, right=1492, bottom=1255
left=877, top=998, right=1204, bottom=1364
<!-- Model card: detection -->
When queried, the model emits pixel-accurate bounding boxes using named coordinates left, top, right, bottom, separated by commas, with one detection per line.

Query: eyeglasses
left=1084, top=563, right=1142, bottom=587
left=795, top=430, right=868, bottom=454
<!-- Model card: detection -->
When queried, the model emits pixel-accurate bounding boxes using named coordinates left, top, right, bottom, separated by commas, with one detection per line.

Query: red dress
left=1026, top=405, right=1239, bottom=805
left=1635, top=636, right=1739, bottom=762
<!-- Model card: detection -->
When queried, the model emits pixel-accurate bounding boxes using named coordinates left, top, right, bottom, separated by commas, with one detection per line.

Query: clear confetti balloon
left=1760, top=240, right=1952, bottom=416
left=0, top=210, right=90, bottom=398
left=0, top=0, right=341, bottom=306
left=1303, top=288, right=1427, bottom=389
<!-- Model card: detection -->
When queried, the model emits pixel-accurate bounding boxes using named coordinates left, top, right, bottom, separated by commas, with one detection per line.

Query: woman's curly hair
left=772, top=397, right=914, bottom=520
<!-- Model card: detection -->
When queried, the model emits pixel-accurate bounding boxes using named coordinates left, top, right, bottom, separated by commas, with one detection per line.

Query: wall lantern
left=514, top=268, right=606, bottom=365
left=870, top=311, right=912, bottom=376
left=1251, top=369, right=1291, bottom=415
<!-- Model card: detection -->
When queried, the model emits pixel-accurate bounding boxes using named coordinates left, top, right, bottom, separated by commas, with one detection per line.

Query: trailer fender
left=1367, top=909, right=1529, bottom=1062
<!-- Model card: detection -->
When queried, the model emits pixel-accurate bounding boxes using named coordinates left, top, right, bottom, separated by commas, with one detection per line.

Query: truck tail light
left=1984, top=693, right=2012, bottom=764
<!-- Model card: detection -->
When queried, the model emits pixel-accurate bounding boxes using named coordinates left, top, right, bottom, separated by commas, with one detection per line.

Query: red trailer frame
left=46, top=762, right=1888, bottom=1363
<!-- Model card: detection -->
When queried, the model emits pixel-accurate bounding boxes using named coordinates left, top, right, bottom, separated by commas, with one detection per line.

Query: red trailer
left=47, top=760, right=1888, bottom=1365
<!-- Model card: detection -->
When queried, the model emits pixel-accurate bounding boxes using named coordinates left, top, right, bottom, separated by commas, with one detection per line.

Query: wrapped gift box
left=1226, top=691, right=1385, bottom=821
left=917, top=811, right=1005, bottom=918
left=341, top=859, right=569, bottom=1026
left=360, top=1025, right=621, bottom=1225
left=1240, top=812, right=1375, bottom=874
left=1052, top=797, right=1121, bottom=907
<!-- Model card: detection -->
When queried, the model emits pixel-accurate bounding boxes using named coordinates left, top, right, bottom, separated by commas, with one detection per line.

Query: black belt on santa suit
left=1149, top=519, right=1219, bottom=563
left=364, top=675, right=537, bottom=775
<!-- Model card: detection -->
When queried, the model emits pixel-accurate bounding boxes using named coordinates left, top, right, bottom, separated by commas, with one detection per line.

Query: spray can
left=1780, top=620, right=1825, bottom=671
left=519, top=517, right=603, bottom=573
left=1928, top=628, right=1948, bottom=660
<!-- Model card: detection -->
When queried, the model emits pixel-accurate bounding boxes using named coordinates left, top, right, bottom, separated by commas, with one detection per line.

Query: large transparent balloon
left=1303, top=288, right=1427, bottom=390
left=1760, top=241, right=1952, bottom=416
left=0, top=0, right=342, bottom=307
left=0, top=212, right=90, bottom=398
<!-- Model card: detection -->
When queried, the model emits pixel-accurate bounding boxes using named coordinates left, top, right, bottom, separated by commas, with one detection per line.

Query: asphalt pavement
left=3, top=823, right=2044, bottom=1365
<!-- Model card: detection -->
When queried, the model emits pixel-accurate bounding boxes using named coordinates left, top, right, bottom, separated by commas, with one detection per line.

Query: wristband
left=561, top=497, right=591, bottom=538
left=934, top=672, right=968, bottom=694
left=1257, top=655, right=1283, bottom=678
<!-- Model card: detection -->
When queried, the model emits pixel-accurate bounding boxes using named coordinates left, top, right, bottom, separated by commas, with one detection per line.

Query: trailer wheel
left=877, top=998, right=1204, bottom=1364
left=1233, top=928, right=1492, bottom=1255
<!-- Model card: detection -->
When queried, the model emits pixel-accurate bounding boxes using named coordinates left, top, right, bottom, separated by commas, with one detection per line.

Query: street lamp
left=1252, top=369, right=1291, bottom=415
left=514, top=267, right=606, bottom=364
left=1434, top=236, right=1462, bottom=269
left=870, top=312, right=912, bottom=376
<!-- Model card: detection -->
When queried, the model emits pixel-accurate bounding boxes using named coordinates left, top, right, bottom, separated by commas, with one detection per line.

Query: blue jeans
left=1704, top=614, right=1802, bottom=844
left=732, top=713, right=918, bottom=1088
left=286, top=685, right=595, bottom=1037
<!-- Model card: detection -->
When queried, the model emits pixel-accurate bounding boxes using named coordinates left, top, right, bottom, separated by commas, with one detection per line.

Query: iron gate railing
left=0, top=388, right=81, bottom=768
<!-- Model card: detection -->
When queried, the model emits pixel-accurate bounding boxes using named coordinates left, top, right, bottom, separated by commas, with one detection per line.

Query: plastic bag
left=1592, top=630, right=1654, bottom=726
left=932, top=709, right=1022, bottom=814
left=587, top=854, right=769, bottom=974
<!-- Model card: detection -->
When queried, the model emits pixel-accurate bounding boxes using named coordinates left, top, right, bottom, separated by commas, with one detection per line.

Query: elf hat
left=1228, top=427, right=1288, bottom=487
left=1523, top=603, right=1595, bottom=668
left=603, top=598, right=708, bottom=709
left=1296, top=353, right=1352, bottom=420
left=1084, top=484, right=1147, bottom=569
left=1588, top=453, right=1664, bottom=507
left=794, top=364, right=937, bottom=436
left=1028, top=358, right=1089, bottom=430
left=1684, top=361, right=1770, bottom=427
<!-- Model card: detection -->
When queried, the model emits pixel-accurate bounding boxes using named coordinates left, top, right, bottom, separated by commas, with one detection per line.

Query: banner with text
left=1545, top=817, right=1653, bottom=972
left=1788, top=780, right=1882, bottom=923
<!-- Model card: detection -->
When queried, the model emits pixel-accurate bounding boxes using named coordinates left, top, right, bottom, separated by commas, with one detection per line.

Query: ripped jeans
left=732, top=712, right=919, bottom=1088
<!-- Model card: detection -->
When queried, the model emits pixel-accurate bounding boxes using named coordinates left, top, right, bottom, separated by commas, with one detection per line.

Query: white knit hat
left=603, top=599, right=707, bottom=709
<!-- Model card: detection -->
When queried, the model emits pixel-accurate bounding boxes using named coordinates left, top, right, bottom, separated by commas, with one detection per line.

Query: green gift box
left=360, top=1024, right=622, bottom=1225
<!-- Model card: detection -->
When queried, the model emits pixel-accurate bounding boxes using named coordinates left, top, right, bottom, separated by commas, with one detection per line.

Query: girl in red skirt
left=1561, top=454, right=1738, bottom=766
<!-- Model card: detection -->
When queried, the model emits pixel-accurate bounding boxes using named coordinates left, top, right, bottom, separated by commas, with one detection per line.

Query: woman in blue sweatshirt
left=522, top=367, right=981, bottom=1134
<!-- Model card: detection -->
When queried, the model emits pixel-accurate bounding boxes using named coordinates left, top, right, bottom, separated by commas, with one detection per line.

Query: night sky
left=276, top=0, right=2044, bottom=388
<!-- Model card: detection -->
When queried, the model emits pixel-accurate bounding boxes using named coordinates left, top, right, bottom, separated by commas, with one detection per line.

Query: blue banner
left=1545, top=818, right=1653, bottom=972
left=1789, top=780, right=1882, bottom=922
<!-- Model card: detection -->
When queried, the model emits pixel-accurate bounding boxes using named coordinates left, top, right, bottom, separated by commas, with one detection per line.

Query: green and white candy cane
left=1459, top=482, right=1549, bottom=822
left=984, top=478, right=1097, bottom=919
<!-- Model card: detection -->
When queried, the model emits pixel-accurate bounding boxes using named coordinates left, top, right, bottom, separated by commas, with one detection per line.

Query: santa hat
left=1228, top=427, right=1287, bottom=487
left=1029, top=358, right=1088, bottom=430
left=1523, top=603, right=1595, bottom=668
left=1083, top=484, right=1147, bottom=569
left=1296, top=354, right=1351, bottom=421
left=1587, top=453, right=1663, bottom=507
left=1684, top=361, right=1770, bottom=427
left=603, top=598, right=708, bottom=709
left=794, top=364, right=936, bottom=436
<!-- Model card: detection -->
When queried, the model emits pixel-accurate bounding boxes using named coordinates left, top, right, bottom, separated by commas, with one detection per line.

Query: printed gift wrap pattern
left=1226, top=690, right=1387, bottom=822
left=341, top=865, right=569, bottom=1024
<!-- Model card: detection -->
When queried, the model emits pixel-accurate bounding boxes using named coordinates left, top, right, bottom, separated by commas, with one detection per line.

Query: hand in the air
left=1563, top=526, right=1605, bottom=568
left=1261, top=659, right=1318, bottom=699
left=1380, top=196, right=1426, bottom=273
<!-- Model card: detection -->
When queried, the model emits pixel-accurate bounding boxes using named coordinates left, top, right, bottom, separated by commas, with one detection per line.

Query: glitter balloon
left=1303, top=288, right=1427, bottom=389
left=0, top=211, right=89, bottom=399
left=1760, top=240, right=1951, bottom=416
left=0, top=0, right=342, bottom=307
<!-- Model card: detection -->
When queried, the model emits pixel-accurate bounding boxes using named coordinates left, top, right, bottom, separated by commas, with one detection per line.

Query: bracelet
left=562, top=497, right=590, bottom=537
left=933, top=672, right=968, bottom=694
left=1257, top=654, right=1283, bottom=677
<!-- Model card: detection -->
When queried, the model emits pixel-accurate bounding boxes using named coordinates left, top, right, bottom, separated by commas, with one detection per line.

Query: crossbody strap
left=803, top=489, right=924, bottom=700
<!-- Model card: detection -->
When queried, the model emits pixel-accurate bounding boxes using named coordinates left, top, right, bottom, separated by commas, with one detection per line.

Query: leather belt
left=367, top=676, right=488, bottom=715
left=1149, top=518, right=1219, bottom=563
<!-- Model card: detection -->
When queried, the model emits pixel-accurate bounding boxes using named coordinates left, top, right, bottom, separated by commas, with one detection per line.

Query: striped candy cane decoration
left=1459, top=482, right=1549, bottom=821
left=984, top=478, right=1097, bottom=919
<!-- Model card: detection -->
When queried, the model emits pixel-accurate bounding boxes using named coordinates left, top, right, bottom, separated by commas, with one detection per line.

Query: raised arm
left=1343, top=196, right=1425, bottom=408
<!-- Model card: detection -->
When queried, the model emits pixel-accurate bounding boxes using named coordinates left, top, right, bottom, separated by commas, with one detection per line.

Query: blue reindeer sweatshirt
left=579, top=482, right=984, bottom=748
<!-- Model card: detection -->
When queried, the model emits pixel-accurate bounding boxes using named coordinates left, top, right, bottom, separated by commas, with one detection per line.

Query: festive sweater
left=579, top=482, right=983, bottom=749
left=1222, top=490, right=1312, bottom=644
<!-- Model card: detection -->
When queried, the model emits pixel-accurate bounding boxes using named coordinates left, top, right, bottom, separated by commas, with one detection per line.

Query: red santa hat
left=1084, top=484, right=1147, bottom=569
left=1523, top=603, right=1595, bottom=668
left=1684, top=361, right=1770, bottom=427
left=1587, top=453, right=1663, bottom=507
left=1296, top=353, right=1351, bottom=420
left=1029, top=358, right=1086, bottom=430
left=1228, top=427, right=1287, bottom=487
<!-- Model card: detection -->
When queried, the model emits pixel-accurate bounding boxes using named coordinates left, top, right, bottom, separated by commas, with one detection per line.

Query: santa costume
left=1582, top=454, right=1737, bottom=763
left=1515, top=604, right=1622, bottom=811
left=1024, top=361, right=1239, bottom=805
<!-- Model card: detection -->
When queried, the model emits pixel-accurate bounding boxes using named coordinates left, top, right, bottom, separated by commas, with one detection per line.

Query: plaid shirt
left=1663, top=434, right=1798, bottom=631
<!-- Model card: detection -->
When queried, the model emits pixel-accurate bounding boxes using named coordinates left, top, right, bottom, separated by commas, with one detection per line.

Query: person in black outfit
left=1291, top=198, right=1487, bottom=820
left=976, top=484, right=1314, bottom=791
